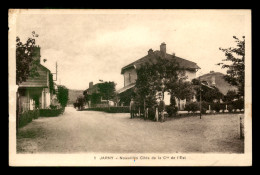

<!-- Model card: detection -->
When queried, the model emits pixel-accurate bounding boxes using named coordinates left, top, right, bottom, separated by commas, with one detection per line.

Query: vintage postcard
left=8, top=9, right=252, bottom=166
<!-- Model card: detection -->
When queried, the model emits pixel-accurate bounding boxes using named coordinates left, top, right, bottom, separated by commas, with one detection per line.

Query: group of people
left=129, top=98, right=165, bottom=122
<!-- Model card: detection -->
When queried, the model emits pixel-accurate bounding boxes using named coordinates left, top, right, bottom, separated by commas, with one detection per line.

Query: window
left=129, top=73, right=131, bottom=83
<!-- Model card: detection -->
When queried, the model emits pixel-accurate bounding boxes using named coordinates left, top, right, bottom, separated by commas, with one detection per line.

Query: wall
left=123, top=68, right=137, bottom=86
left=184, top=70, right=196, bottom=81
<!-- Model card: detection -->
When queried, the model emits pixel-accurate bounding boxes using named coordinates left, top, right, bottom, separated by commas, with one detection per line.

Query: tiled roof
left=121, top=50, right=200, bottom=74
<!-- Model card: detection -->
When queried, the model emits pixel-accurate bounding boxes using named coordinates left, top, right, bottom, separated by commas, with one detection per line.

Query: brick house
left=117, top=42, right=200, bottom=110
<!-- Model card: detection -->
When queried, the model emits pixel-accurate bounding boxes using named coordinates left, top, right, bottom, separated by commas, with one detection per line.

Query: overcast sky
left=16, top=10, right=245, bottom=90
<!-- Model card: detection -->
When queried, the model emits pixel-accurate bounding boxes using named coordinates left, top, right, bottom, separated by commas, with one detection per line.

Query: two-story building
left=117, top=42, right=200, bottom=110
left=17, top=46, right=56, bottom=113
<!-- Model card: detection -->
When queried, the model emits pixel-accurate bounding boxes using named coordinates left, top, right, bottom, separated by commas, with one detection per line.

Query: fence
left=85, top=106, right=130, bottom=113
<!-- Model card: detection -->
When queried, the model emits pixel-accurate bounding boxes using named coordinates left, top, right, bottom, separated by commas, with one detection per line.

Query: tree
left=49, top=73, right=55, bottom=94
left=203, top=86, right=224, bottom=103
left=134, top=55, right=193, bottom=117
left=16, top=31, right=40, bottom=85
left=224, top=90, right=238, bottom=102
left=171, top=79, right=195, bottom=110
left=75, top=96, right=85, bottom=110
left=135, top=63, right=157, bottom=116
left=57, top=85, right=69, bottom=108
left=83, top=89, right=90, bottom=107
left=218, top=36, right=245, bottom=97
left=97, top=81, right=116, bottom=108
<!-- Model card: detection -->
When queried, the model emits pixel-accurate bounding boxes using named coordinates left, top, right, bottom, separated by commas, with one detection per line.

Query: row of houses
left=85, top=42, right=237, bottom=110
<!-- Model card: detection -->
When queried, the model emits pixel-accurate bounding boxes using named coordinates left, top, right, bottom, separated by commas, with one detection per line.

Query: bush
left=165, top=105, right=178, bottom=117
left=148, top=107, right=156, bottom=120
left=212, top=102, right=222, bottom=112
left=201, top=101, right=210, bottom=114
left=227, top=104, right=234, bottom=112
left=185, top=102, right=199, bottom=113
left=18, top=110, right=39, bottom=128
left=233, top=99, right=244, bottom=110
left=39, top=108, right=64, bottom=117
left=49, top=104, right=58, bottom=110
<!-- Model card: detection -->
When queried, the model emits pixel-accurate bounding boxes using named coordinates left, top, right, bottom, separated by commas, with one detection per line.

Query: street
left=17, top=107, right=244, bottom=153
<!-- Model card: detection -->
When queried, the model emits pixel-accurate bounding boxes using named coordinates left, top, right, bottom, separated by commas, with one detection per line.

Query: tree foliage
left=223, top=90, right=238, bottom=102
left=75, top=95, right=85, bottom=110
left=97, top=81, right=116, bottom=101
left=134, top=55, right=193, bottom=113
left=49, top=73, right=55, bottom=94
left=170, top=79, right=195, bottom=109
left=16, top=31, right=40, bottom=85
left=218, top=36, right=245, bottom=97
left=83, top=81, right=116, bottom=107
left=57, top=85, right=69, bottom=108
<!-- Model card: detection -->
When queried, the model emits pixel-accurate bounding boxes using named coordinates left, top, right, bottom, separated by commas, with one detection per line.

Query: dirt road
left=17, top=107, right=244, bottom=153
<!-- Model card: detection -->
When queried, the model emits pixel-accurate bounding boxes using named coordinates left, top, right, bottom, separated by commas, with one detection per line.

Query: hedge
left=165, top=105, right=178, bottom=117
left=85, top=106, right=130, bottom=113
left=184, top=102, right=200, bottom=113
left=39, top=107, right=65, bottom=117
left=18, top=110, right=39, bottom=128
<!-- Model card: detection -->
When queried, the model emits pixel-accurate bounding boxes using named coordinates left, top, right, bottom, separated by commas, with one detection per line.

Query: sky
left=15, top=10, right=246, bottom=90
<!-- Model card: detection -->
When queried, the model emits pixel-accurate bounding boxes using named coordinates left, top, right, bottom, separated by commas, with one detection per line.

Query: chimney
left=148, top=49, right=153, bottom=55
left=160, top=42, right=166, bottom=57
left=32, top=46, right=41, bottom=64
left=89, top=82, right=93, bottom=89
left=210, top=71, right=214, bottom=73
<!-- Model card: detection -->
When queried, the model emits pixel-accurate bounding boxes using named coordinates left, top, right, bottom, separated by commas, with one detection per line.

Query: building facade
left=117, top=42, right=200, bottom=110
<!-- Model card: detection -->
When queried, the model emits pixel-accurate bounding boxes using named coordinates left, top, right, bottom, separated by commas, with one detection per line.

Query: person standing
left=158, top=100, right=165, bottom=122
left=130, top=98, right=135, bottom=119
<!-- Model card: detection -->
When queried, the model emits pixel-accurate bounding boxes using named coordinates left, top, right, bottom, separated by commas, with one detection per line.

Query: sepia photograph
left=8, top=9, right=252, bottom=166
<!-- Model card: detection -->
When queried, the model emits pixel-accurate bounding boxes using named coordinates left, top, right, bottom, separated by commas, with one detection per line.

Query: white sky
left=15, top=10, right=245, bottom=90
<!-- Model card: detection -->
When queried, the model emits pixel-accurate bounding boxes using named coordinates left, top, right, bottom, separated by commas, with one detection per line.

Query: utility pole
left=56, top=62, right=58, bottom=81
left=52, top=61, right=58, bottom=81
